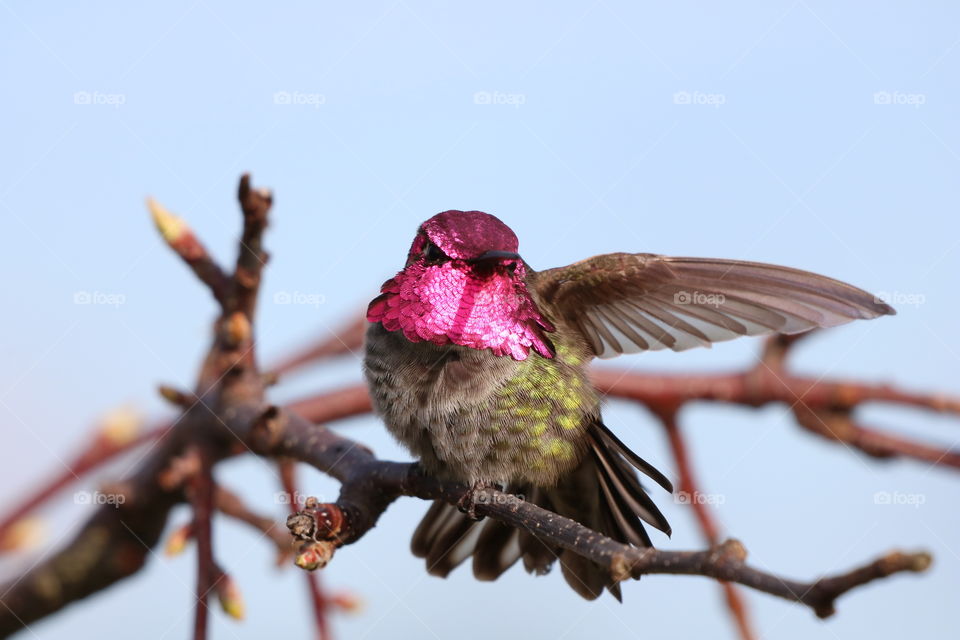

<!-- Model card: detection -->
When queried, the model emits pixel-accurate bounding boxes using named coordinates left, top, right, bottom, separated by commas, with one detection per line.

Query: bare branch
left=229, top=173, right=272, bottom=319
left=269, top=313, right=368, bottom=377
left=0, top=420, right=169, bottom=553
left=188, top=445, right=216, bottom=640
left=284, top=467, right=930, bottom=619
left=0, top=416, right=194, bottom=636
left=257, top=405, right=931, bottom=618
left=590, top=350, right=960, bottom=470
left=279, top=461, right=332, bottom=640
left=214, top=486, right=290, bottom=561
left=147, top=197, right=230, bottom=304
left=658, top=407, right=755, bottom=640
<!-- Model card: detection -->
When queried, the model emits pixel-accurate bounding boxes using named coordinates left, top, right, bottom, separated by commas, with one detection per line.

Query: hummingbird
left=363, top=210, right=893, bottom=600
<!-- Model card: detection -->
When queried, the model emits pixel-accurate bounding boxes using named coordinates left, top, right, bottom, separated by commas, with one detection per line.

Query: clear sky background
left=0, top=2, right=957, bottom=639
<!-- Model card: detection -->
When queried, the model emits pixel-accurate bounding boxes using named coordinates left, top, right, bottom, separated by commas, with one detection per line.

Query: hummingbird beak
left=469, top=250, right=522, bottom=264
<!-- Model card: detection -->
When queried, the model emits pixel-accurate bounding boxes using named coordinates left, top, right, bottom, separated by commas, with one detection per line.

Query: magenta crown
left=416, top=210, right=519, bottom=260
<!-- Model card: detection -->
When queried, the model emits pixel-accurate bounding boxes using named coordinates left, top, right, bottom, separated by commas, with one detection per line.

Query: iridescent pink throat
left=367, top=261, right=555, bottom=361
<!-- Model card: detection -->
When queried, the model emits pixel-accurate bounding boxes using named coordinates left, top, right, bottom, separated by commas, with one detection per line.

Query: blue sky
left=0, top=2, right=957, bottom=638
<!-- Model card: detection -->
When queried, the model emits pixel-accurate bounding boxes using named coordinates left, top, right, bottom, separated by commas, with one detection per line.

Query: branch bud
left=294, top=541, right=335, bottom=571
left=147, top=197, right=188, bottom=244
left=97, top=405, right=143, bottom=448
left=0, top=517, right=44, bottom=552
left=329, top=591, right=364, bottom=615
left=164, top=523, right=193, bottom=556
left=216, top=573, right=246, bottom=621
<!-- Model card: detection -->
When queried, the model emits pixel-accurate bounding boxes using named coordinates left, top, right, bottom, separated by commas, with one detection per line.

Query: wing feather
left=532, top=253, right=894, bottom=358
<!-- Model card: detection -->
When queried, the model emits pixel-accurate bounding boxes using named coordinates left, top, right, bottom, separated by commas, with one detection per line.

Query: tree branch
left=276, top=426, right=930, bottom=619
left=279, top=461, right=332, bottom=640
left=245, top=403, right=931, bottom=618
left=658, top=407, right=756, bottom=640
left=148, top=198, right=230, bottom=305
left=0, top=420, right=168, bottom=553
left=229, top=173, right=272, bottom=319
left=188, top=446, right=216, bottom=640
left=269, top=314, right=367, bottom=377
left=213, top=486, right=291, bottom=561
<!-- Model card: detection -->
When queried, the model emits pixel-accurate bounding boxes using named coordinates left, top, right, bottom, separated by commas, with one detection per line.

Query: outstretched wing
left=531, top=253, right=894, bottom=359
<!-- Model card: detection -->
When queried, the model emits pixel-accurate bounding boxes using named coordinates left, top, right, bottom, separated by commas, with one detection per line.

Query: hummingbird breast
left=363, top=322, right=600, bottom=487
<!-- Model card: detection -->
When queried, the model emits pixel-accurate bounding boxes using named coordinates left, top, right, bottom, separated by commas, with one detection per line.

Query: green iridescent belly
left=484, top=343, right=599, bottom=484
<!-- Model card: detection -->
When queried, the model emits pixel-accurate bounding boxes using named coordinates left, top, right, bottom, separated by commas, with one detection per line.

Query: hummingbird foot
left=457, top=480, right=494, bottom=520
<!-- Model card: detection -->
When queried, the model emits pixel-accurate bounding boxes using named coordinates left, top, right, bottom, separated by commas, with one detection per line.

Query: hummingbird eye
left=422, top=241, right=445, bottom=262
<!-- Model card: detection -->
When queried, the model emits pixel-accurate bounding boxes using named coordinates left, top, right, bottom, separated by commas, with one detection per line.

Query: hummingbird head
left=367, top=210, right=555, bottom=360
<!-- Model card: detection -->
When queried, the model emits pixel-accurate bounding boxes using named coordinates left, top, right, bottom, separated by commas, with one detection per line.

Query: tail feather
left=472, top=520, right=521, bottom=581
left=593, top=420, right=673, bottom=493
left=559, top=549, right=608, bottom=600
left=588, top=430, right=671, bottom=535
left=411, top=499, right=456, bottom=558
left=409, top=420, right=671, bottom=600
left=594, top=463, right=652, bottom=548
left=426, top=515, right=482, bottom=576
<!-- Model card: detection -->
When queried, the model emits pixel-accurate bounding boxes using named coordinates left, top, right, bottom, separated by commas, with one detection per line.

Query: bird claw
left=457, top=481, right=491, bottom=520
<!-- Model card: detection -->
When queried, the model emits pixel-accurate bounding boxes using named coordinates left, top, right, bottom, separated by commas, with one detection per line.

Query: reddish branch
left=286, top=386, right=372, bottom=425
left=0, top=422, right=169, bottom=552
left=188, top=446, right=216, bottom=640
left=279, top=461, right=331, bottom=640
left=589, top=339, right=960, bottom=470
left=0, top=175, right=948, bottom=640
left=213, top=486, right=291, bottom=560
left=269, top=315, right=368, bottom=377
left=592, top=340, right=960, bottom=425
left=148, top=198, right=230, bottom=305
left=659, top=408, right=755, bottom=640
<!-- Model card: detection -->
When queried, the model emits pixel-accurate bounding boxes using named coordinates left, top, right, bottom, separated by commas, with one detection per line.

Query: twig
left=659, top=407, right=756, bottom=640
left=229, top=174, right=272, bottom=319
left=280, top=461, right=331, bottom=640
left=269, top=314, right=368, bottom=377
left=148, top=198, right=230, bottom=304
left=589, top=362, right=960, bottom=470
left=189, top=445, right=216, bottom=640
left=285, top=386, right=372, bottom=425
left=214, top=486, right=291, bottom=561
left=0, top=422, right=168, bottom=551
